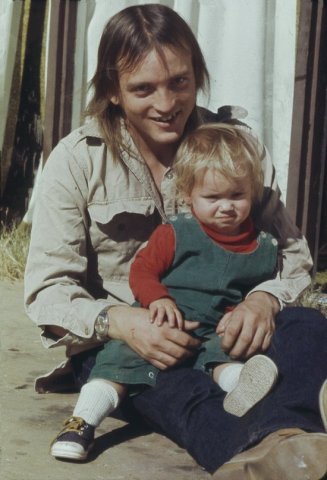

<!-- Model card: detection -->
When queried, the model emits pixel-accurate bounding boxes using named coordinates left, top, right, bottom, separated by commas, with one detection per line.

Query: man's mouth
left=152, top=111, right=180, bottom=123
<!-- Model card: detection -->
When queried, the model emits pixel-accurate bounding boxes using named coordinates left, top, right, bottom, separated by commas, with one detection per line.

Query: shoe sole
left=223, top=355, right=278, bottom=417
left=319, top=378, right=327, bottom=431
left=50, top=441, right=94, bottom=461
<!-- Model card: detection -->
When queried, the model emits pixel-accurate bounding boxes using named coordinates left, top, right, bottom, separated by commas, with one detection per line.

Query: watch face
left=96, top=311, right=109, bottom=337
left=97, top=320, right=105, bottom=334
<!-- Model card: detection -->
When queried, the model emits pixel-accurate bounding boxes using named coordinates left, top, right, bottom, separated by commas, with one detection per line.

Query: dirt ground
left=0, top=280, right=212, bottom=480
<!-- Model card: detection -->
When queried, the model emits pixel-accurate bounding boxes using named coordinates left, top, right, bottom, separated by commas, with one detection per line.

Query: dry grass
left=0, top=222, right=31, bottom=281
left=296, top=272, right=327, bottom=317
left=315, top=271, right=327, bottom=289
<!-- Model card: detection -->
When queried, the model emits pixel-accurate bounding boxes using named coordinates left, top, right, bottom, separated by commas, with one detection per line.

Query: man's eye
left=134, top=85, right=151, bottom=95
left=172, top=77, right=188, bottom=88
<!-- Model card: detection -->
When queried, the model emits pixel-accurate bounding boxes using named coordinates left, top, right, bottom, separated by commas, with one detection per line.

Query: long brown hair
left=85, top=4, right=209, bottom=161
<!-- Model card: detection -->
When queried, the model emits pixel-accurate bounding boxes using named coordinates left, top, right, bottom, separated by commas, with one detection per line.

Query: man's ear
left=110, top=95, right=120, bottom=106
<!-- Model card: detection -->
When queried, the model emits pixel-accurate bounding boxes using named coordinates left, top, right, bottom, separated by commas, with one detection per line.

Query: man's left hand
left=216, top=292, right=280, bottom=359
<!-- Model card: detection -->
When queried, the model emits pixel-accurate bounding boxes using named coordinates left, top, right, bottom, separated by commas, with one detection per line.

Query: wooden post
left=43, top=0, right=78, bottom=161
left=287, top=0, right=327, bottom=271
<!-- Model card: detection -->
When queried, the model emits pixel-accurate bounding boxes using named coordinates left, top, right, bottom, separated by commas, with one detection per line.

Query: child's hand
left=216, top=322, right=225, bottom=337
left=149, top=298, right=184, bottom=330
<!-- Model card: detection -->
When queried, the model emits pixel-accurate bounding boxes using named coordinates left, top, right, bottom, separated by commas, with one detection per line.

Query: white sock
left=217, top=363, right=244, bottom=393
left=73, top=379, right=120, bottom=427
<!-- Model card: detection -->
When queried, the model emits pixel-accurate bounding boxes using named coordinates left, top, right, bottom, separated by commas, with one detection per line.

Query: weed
left=0, top=222, right=31, bottom=281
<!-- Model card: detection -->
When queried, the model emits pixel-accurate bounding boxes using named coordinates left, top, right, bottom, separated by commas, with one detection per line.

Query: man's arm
left=24, top=141, right=114, bottom=350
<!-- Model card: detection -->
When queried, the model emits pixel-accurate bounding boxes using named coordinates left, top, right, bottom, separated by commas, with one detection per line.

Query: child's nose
left=219, top=200, right=233, bottom=211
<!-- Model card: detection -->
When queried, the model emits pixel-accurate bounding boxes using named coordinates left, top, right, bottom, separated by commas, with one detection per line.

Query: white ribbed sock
left=217, top=363, right=244, bottom=393
left=73, top=379, right=120, bottom=427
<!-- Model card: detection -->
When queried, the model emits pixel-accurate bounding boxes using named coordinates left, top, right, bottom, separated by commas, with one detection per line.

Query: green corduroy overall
left=89, top=214, right=278, bottom=387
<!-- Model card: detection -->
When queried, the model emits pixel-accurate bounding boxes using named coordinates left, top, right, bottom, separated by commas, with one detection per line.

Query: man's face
left=112, top=47, right=197, bottom=157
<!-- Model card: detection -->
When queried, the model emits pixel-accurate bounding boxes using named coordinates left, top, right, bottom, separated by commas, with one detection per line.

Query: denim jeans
left=72, top=307, right=327, bottom=473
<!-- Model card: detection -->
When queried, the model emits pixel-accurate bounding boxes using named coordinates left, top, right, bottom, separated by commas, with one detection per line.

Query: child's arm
left=149, top=298, right=184, bottom=330
left=129, top=224, right=176, bottom=307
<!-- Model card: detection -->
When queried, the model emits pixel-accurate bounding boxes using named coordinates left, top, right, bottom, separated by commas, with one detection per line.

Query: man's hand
left=149, top=298, right=184, bottom=329
left=108, top=305, right=200, bottom=370
left=216, top=292, right=280, bottom=359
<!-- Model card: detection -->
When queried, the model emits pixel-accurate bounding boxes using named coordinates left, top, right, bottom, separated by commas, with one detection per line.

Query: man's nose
left=153, top=89, right=176, bottom=113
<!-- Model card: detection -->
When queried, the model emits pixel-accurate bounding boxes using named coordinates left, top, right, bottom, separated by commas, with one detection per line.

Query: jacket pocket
left=88, top=198, right=156, bottom=224
left=87, top=199, right=161, bottom=242
left=87, top=199, right=162, bottom=281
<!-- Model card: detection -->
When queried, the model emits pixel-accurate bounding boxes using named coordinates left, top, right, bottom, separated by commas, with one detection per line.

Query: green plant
left=0, top=222, right=31, bottom=281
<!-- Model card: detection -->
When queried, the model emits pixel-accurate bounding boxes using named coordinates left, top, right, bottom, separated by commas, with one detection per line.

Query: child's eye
left=204, top=196, right=218, bottom=202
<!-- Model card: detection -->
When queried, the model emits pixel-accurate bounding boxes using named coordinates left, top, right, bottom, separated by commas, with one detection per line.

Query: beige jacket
left=24, top=109, right=313, bottom=360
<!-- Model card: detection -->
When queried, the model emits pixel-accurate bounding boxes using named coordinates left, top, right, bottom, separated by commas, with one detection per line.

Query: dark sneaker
left=50, top=416, right=95, bottom=461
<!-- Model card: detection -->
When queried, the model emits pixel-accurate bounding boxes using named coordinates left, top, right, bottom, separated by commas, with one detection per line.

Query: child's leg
left=213, top=355, right=278, bottom=417
left=73, top=379, right=126, bottom=427
left=213, top=362, right=244, bottom=392
left=50, top=379, right=126, bottom=461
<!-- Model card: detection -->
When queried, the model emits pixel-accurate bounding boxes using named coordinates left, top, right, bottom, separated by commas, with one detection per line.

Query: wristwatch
left=94, top=309, right=110, bottom=340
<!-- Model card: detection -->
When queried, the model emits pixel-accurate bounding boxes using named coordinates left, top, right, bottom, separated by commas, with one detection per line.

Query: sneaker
left=50, top=416, right=95, bottom=461
left=223, top=355, right=278, bottom=417
left=319, top=378, right=327, bottom=431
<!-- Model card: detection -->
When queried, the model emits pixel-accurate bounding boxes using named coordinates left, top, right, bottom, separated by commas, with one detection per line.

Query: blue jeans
left=72, top=307, right=327, bottom=473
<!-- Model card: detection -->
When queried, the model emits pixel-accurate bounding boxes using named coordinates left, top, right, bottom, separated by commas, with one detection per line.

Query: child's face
left=185, top=169, right=252, bottom=235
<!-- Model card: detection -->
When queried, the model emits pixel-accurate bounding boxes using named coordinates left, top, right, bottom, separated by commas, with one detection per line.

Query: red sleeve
left=129, top=224, right=175, bottom=307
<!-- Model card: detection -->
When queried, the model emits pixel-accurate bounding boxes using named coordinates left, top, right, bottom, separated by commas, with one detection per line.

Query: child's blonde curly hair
left=174, top=123, right=265, bottom=204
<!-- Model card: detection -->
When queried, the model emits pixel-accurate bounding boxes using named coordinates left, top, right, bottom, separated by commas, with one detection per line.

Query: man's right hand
left=108, top=305, right=200, bottom=370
